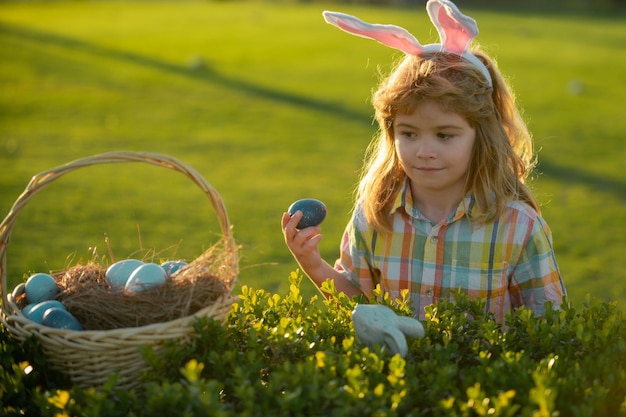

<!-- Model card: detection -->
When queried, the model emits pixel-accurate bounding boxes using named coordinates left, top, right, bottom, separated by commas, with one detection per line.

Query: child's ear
left=427, top=0, right=479, bottom=56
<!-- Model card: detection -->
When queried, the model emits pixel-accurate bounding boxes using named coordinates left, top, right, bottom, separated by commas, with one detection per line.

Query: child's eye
left=399, top=131, right=417, bottom=139
left=437, top=132, right=453, bottom=140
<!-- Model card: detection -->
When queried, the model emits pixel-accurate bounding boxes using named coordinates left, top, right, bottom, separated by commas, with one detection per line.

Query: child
left=281, top=0, right=566, bottom=323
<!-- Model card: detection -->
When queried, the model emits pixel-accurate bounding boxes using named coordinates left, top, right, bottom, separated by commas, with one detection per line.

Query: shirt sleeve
left=333, top=206, right=377, bottom=299
left=509, top=213, right=567, bottom=316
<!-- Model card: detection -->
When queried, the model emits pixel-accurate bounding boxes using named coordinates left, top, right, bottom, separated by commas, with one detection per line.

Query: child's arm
left=509, top=215, right=567, bottom=315
left=281, top=211, right=364, bottom=299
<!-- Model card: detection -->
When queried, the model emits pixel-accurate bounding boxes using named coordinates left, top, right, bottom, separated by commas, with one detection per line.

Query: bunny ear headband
left=322, top=0, right=492, bottom=87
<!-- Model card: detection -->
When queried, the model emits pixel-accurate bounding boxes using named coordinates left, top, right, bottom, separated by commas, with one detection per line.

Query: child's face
left=393, top=100, right=475, bottom=200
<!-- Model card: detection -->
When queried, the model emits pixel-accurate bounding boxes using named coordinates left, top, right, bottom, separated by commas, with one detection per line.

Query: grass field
left=1, top=1, right=625, bottom=311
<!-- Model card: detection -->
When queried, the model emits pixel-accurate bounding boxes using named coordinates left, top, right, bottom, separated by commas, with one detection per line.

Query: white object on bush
left=352, top=304, right=424, bottom=357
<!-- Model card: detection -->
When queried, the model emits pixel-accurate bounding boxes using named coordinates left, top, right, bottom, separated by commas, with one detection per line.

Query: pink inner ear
left=335, top=20, right=422, bottom=55
left=437, top=7, right=473, bottom=54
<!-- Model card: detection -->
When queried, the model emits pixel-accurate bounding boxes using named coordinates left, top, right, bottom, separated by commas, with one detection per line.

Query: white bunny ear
left=427, top=0, right=479, bottom=55
left=323, top=11, right=423, bottom=56
left=323, top=1, right=493, bottom=87
left=426, top=0, right=493, bottom=86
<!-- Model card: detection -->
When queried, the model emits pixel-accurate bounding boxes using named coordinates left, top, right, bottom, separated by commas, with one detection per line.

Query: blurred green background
left=1, top=1, right=625, bottom=311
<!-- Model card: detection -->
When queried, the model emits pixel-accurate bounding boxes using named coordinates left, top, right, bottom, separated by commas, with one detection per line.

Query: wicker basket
left=0, top=151, right=238, bottom=389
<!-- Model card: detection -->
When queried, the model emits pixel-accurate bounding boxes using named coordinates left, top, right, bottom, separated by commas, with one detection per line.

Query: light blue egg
left=23, top=300, right=67, bottom=324
left=41, top=307, right=83, bottom=331
left=22, top=303, right=36, bottom=316
left=125, top=263, right=167, bottom=293
left=161, top=260, right=188, bottom=276
left=105, top=259, right=144, bottom=287
left=25, top=273, right=59, bottom=304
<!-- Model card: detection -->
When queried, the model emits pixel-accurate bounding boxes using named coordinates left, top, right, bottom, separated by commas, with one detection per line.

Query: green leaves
left=2, top=271, right=625, bottom=416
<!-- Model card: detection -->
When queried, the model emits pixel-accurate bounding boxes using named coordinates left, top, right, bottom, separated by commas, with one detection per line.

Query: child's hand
left=281, top=211, right=364, bottom=299
left=282, top=211, right=324, bottom=273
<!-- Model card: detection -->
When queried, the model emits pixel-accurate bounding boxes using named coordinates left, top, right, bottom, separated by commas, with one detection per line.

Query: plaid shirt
left=334, top=180, right=567, bottom=323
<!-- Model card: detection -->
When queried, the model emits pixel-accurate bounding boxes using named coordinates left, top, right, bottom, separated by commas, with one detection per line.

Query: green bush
left=2, top=271, right=625, bottom=416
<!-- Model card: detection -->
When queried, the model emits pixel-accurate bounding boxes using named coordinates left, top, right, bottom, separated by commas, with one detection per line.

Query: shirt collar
left=391, top=178, right=476, bottom=222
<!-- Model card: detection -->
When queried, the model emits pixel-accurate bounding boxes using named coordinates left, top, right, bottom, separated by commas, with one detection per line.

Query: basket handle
left=1, top=151, right=235, bottom=310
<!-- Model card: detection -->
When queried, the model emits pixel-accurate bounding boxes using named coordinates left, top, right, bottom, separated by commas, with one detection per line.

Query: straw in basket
left=0, top=151, right=238, bottom=389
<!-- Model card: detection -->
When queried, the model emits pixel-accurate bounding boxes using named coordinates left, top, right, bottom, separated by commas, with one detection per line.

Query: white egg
left=25, top=273, right=59, bottom=304
left=105, top=259, right=144, bottom=287
left=125, top=263, right=167, bottom=293
left=11, top=282, right=26, bottom=304
left=23, top=300, right=67, bottom=324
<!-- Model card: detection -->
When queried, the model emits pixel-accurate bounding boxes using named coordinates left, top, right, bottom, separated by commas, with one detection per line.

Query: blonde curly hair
left=356, top=51, right=538, bottom=232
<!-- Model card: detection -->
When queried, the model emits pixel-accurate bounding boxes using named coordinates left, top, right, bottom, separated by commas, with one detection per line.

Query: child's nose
left=416, top=139, right=437, bottom=159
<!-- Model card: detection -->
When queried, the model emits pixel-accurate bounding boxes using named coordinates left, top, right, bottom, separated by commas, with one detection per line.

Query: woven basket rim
left=0, top=151, right=238, bottom=329
left=3, top=288, right=238, bottom=339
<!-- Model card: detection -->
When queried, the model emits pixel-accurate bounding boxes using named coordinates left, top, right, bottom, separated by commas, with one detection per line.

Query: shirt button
left=430, top=236, right=438, bottom=244
left=425, top=289, right=434, bottom=297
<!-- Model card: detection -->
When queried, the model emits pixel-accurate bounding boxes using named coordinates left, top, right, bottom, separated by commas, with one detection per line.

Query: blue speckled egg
left=41, top=307, right=83, bottom=331
left=105, top=259, right=144, bottom=287
left=161, top=260, right=188, bottom=276
left=23, top=300, right=67, bottom=324
left=25, top=273, right=59, bottom=304
left=288, top=199, right=327, bottom=229
left=125, top=263, right=168, bottom=293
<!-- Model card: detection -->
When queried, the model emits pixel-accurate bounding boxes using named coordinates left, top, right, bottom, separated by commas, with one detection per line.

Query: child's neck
left=411, top=189, right=464, bottom=224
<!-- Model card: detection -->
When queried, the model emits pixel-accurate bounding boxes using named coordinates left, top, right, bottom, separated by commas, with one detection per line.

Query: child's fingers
left=282, top=211, right=295, bottom=229
left=283, top=210, right=303, bottom=229
left=305, top=233, right=323, bottom=248
left=292, top=225, right=322, bottom=245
